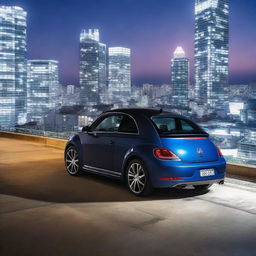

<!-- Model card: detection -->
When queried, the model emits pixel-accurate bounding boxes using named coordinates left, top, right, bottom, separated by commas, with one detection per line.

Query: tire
left=65, top=145, right=83, bottom=176
left=194, top=184, right=212, bottom=190
left=126, top=159, right=153, bottom=196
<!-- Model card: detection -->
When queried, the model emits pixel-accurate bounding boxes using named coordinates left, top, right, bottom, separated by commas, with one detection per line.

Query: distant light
left=173, top=46, right=186, bottom=58
left=229, top=102, right=244, bottom=115
left=211, top=129, right=229, bottom=135
left=109, top=47, right=131, bottom=56
left=195, top=0, right=218, bottom=14
left=221, top=149, right=238, bottom=157
left=80, top=29, right=100, bottom=42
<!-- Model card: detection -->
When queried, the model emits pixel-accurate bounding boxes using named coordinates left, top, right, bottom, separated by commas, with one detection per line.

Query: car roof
left=105, top=108, right=185, bottom=119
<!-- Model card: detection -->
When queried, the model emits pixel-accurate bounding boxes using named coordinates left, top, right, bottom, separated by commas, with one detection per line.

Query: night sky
left=2, top=0, right=256, bottom=86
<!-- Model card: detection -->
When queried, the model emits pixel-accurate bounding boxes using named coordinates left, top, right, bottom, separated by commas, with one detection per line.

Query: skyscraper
left=79, top=29, right=107, bottom=105
left=27, top=60, right=59, bottom=122
left=194, top=0, right=229, bottom=111
left=0, top=6, right=27, bottom=127
left=108, top=47, right=131, bottom=106
left=171, top=46, right=189, bottom=108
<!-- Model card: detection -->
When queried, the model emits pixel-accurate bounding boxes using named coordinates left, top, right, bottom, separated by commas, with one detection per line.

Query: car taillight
left=153, top=148, right=180, bottom=160
left=160, top=177, right=182, bottom=180
left=216, top=146, right=223, bottom=157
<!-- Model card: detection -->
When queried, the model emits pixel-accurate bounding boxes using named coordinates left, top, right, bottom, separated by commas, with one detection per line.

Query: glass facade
left=194, top=0, right=229, bottom=111
left=108, top=47, right=131, bottom=106
left=171, top=46, right=189, bottom=108
left=0, top=6, right=27, bottom=127
left=27, top=60, right=59, bottom=122
left=79, top=29, right=107, bottom=105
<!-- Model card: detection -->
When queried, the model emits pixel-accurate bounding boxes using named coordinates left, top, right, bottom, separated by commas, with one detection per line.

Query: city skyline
left=1, top=0, right=255, bottom=86
left=0, top=2, right=255, bottom=165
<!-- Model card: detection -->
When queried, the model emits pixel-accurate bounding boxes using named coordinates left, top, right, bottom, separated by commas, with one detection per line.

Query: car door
left=111, top=114, right=140, bottom=174
left=83, top=114, right=123, bottom=172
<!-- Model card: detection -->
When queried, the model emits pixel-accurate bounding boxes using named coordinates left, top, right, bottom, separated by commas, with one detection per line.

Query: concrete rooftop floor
left=0, top=137, right=256, bottom=256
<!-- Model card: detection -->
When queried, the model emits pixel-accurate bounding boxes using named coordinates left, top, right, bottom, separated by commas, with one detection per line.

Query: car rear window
left=151, top=116, right=208, bottom=136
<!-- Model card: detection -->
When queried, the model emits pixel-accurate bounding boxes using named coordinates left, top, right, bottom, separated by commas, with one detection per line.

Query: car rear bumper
left=172, top=178, right=224, bottom=188
left=148, top=158, right=226, bottom=188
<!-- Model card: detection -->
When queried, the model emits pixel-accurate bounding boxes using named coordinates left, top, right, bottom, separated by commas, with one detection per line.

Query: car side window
left=93, top=115, right=123, bottom=132
left=180, top=119, right=196, bottom=131
left=118, top=115, right=138, bottom=134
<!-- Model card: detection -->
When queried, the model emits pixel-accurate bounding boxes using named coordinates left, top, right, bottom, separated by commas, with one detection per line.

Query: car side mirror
left=82, top=125, right=90, bottom=132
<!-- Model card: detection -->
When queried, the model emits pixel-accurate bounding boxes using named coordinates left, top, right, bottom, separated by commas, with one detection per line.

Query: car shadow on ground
left=0, top=159, right=209, bottom=203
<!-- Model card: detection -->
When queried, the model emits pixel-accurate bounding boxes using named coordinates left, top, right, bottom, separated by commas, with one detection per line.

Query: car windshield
left=151, top=116, right=208, bottom=136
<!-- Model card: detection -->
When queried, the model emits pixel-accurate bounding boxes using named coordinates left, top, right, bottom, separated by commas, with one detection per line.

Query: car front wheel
left=65, top=145, right=82, bottom=176
left=126, top=159, right=153, bottom=196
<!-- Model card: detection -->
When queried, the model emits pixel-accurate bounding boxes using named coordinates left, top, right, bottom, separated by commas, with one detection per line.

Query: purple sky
left=2, top=0, right=256, bottom=86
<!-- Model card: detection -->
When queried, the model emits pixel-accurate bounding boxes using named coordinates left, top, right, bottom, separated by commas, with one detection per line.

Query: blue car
left=64, top=108, right=226, bottom=196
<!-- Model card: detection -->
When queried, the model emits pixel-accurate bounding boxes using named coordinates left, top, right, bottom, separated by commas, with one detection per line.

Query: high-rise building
left=108, top=47, right=131, bottom=106
left=0, top=6, right=27, bottom=127
left=171, top=46, right=189, bottom=108
left=79, top=29, right=107, bottom=105
left=27, top=60, right=59, bottom=122
left=194, top=0, right=229, bottom=111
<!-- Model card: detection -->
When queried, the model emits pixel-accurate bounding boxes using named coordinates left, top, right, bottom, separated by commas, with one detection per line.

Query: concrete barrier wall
left=0, top=131, right=255, bottom=179
left=226, top=163, right=256, bottom=180
left=0, top=131, right=67, bottom=149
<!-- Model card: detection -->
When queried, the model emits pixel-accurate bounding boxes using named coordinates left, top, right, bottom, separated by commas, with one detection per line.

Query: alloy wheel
left=65, top=147, right=79, bottom=175
left=127, top=162, right=146, bottom=194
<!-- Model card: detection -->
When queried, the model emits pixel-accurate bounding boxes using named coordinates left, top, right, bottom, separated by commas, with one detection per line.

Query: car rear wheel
left=194, top=184, right=212, bottom=190
left=65, top=145, right=82, bottom=176
left=126, top=159, right=153, bottom=196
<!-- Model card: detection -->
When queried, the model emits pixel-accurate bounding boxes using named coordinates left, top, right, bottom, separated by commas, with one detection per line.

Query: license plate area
left=200, top=168, right=215, bottom=177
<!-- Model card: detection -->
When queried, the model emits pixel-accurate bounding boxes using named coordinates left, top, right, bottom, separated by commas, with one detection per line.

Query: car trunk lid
left=160, top=137, right=219, bottom=163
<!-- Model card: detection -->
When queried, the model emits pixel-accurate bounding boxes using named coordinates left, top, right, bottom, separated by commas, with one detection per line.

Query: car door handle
left=110, top=140, right=115, bottom=145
